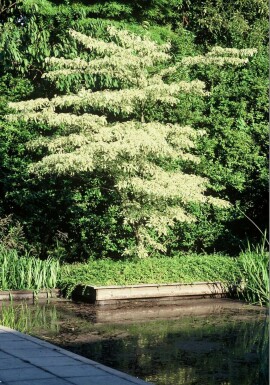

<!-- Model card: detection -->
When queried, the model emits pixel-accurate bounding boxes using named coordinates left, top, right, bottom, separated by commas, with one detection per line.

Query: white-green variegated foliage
left=7, top=27, right=256, bottom=257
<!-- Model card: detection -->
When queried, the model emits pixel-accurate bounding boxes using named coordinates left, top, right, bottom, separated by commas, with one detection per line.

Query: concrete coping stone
left=0, top=289, right=61, bottom=302
left=72, top=281, right=228, bottom=304
left=90, top=281, right=225, bottom=289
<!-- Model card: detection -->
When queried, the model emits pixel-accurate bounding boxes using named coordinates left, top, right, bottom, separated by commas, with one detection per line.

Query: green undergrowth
left=1, top=245, right=267, bottom=307
left=59, top=253, right=239, bottom=297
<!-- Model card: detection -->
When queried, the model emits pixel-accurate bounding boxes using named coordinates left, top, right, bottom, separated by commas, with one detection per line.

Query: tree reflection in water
left=0, top=300, right=268, bottom=385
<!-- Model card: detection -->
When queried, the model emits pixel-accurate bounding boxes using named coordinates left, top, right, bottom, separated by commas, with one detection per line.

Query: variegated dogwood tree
left=7, top=27, right=256, bottom=257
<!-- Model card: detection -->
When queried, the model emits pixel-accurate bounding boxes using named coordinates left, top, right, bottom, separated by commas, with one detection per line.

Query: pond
left=0, top=298, right=268, bottom=385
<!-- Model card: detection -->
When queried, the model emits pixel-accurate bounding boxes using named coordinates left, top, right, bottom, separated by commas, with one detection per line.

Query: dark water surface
left=0, top=298, right=268, bottom=385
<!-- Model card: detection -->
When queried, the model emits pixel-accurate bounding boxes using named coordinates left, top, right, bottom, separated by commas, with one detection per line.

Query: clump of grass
left=0, top=245, right=60, bottom=291
left=59, top=253, right=239, bottom=297
left=236, top=250, right=269, bottom=307
left=234, top=231, right=269, bottom=307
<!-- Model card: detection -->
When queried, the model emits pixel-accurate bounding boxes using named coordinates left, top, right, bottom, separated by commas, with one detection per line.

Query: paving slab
left=0, top=357, right=30, bottom=369
left=3, top=348, right=66, bottom=359
left=65, top=375, right=145, bottom=385
left=0, top=367, right=55, bottom=382
left=0, top=325, right=152, bottom=385
left=3, top=379, right=73, bottom=385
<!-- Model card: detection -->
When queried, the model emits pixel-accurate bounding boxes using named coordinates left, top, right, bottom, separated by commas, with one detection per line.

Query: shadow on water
left=0, top=298, right=268, bottom=385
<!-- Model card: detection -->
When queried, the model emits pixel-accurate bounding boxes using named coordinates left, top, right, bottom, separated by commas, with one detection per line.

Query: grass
left=1, top=242, right=268, bottom=307
left=236, top=251, right=269, bottom=307
left=59, top=253, right=239, bottom=297
left=234, top=233, right=269, bottom=307
left=0, top=246, right=60, bottom=291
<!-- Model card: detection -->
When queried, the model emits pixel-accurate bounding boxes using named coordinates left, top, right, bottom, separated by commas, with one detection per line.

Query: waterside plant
left=0, top=246, right=60, bottom=291
left=236, top=251, right=269, bottom=307
left=234, top=231, right=269, bottom=307
left=0, top=244, right=268, bottom=307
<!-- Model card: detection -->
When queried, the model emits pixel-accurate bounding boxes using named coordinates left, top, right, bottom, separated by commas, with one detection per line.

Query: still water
left=0, top=298, right=268, bottom=385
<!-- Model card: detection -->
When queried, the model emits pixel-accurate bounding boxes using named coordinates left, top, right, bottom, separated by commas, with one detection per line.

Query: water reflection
left=0, top=299, right=268, bottom=385
left=0, top=300, right=59, bottom=334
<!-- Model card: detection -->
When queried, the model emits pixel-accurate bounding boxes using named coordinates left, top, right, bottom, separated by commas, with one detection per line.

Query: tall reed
left=0, top=246, right=60, bottom=291
left=236, top=234, right=269, bottom=307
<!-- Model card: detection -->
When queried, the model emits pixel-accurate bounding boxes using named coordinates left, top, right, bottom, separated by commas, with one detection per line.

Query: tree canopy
left=0, top=0, right=268, bottom=259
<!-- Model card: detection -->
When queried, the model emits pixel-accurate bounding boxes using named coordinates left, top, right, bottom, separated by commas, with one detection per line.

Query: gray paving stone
left=0, top=340, right=42, bottom=350
left=26, top=356, right=85, bottom=367
left=66, top=375, right=140, bottom=385
left=47, top=364, right=107, bottom=378
left=4, top=378, right=73, bottom=385
left=0, top=367, right=55, bottom=382
left=4, top=348, right=65, bottom=359
left=17, top=334, right=59, bottom=348
left=0, top=351, right=12, bottom=359
left=0, top=334, right=24, bottom=342
left=0, top=357, right=29, bottom=369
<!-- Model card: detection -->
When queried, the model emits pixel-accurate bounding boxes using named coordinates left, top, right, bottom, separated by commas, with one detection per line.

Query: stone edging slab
left=72, top=281, right=228, bottom=305
left=0, top=289, right=61, bottom=301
